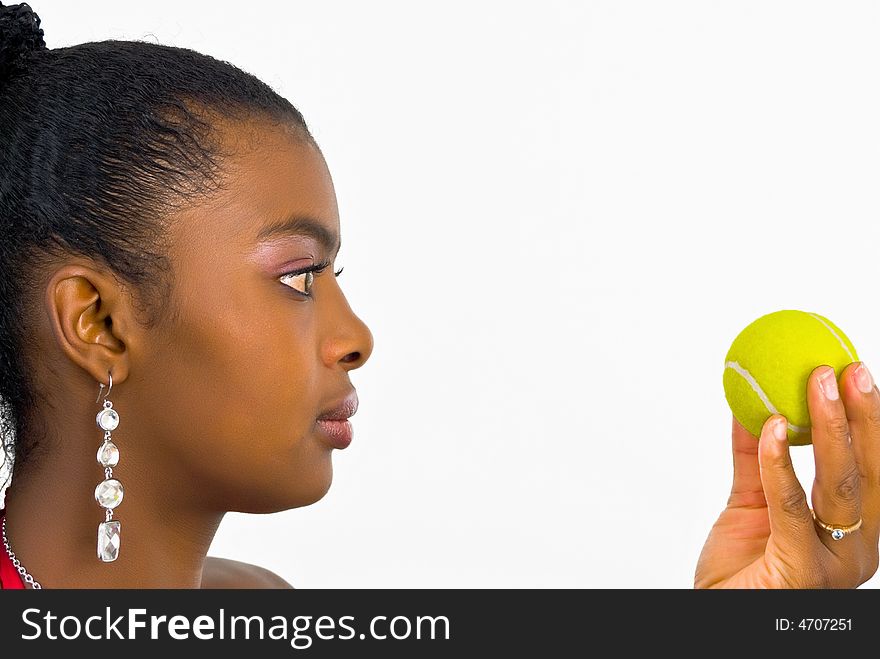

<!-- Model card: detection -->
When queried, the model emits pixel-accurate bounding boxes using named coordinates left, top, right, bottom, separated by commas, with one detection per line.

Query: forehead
left=177, top=118, right=340, bottom=249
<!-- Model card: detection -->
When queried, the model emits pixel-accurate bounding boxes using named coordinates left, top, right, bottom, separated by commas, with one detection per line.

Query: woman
left=0, top=3, right=373, bottom=588
left=696, top=364, right=880, bottom=588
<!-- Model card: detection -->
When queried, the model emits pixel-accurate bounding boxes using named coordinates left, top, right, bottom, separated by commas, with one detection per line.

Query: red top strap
left=0, top=509, right=26, bottom=589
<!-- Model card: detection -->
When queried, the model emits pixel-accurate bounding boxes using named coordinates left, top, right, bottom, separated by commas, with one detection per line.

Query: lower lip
left=316, top=419, right=353, bottom=449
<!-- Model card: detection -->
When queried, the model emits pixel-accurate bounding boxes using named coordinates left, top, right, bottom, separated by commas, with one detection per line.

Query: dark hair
left=0, top=2, right=314, bottom=487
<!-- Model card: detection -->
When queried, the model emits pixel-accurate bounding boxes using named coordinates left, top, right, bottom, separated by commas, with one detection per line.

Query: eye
left=279, top=261, right=344, bottom=298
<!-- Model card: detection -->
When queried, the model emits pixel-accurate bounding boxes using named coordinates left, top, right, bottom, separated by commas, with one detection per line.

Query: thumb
left=758, top=414, right=815, bottom=552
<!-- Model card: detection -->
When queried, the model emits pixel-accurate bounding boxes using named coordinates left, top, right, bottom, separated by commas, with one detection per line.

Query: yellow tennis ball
left=723, top=309, right=859, bottom=446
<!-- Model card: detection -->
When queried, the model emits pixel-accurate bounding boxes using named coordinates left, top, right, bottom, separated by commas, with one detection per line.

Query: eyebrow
left=256, top=214, right=341, bottom=257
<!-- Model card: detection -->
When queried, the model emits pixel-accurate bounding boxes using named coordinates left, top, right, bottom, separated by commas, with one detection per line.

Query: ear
left=43, top=262, right=134, bottom=387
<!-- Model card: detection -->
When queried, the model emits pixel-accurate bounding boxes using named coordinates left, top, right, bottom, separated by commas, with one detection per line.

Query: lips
left=317, top=390, right=358, bottom=421
left=316, top=390, right=358, bottom=449
left=316, top=419, right=353, bottom=449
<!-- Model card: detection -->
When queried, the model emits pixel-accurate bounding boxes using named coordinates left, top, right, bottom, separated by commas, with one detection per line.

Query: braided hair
left=0, top=2, right=313, bottom=487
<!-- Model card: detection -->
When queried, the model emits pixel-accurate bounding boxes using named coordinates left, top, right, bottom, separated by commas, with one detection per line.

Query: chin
left=289, top=457, right=334, bottom=508
left=232, top=457, right=333, bottom=513
left=236, top=480, right=333, bottom=514
left=299, top=477, right=333, bottom=507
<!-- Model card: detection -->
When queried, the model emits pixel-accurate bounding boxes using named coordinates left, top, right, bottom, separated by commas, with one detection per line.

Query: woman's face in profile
left=129, top=118, right=374, bottom=513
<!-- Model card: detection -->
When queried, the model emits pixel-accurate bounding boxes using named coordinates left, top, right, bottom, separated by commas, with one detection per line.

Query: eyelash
left=278, top=259, right=344, bottom=298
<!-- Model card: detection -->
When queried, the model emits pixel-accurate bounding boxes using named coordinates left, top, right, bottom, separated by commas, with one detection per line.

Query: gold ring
left=810, top=508, right=862, bottom=540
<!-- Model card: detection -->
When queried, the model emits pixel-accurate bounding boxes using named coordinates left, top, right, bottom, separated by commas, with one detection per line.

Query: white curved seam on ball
left=725, top=361, right=810, bottom=434
left=807, top=312, right=855, bottom=362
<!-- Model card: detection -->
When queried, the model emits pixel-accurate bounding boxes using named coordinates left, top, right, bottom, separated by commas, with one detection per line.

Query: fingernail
left=773, top=417, right=788, bottom=441
left=818, top=366, right=840, bottom=400
left=854, top=362, right=874, bottom=394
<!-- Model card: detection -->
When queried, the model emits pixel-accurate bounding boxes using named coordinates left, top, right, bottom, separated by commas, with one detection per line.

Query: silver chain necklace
left=2, top=515, right=42, bottom=589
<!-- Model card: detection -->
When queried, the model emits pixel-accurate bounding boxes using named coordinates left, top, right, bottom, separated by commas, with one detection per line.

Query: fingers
left=808, top=365, right=863, bottom=548
left=729, top=416, right=766, bottom=508
left=758, top=414, right=816, bottom=552
left=838, top=361, right=880, bottom=540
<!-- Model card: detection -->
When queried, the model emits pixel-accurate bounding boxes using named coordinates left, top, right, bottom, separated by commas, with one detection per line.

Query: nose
left=322, top=295, right=374, bottom=370
left=339, top=316, right=373, bottom=369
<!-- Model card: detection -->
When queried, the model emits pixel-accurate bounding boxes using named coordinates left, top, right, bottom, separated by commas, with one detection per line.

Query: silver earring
left=94, top=370, right=123, bottom=562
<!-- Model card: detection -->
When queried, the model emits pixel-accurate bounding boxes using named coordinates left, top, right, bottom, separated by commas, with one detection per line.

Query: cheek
left=136, top=281, right=329, bottom=508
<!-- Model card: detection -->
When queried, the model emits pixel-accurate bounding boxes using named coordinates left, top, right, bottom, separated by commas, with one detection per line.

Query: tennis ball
left=723, top=309, right=859, bottom=446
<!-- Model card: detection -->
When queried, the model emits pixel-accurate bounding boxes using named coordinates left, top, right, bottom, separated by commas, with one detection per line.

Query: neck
left=2, top=410, right=225, bottom=588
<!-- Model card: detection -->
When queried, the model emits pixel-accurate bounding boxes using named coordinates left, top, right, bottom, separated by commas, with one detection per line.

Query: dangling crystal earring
left=94, top=371, right=123, bottom=562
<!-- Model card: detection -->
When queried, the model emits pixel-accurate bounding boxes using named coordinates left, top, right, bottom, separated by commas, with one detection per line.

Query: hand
left=695, top=362, right=880, bottom=588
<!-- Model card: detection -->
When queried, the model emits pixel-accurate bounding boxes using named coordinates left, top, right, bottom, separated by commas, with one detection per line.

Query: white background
left=3, top=1, right=879, bottom=588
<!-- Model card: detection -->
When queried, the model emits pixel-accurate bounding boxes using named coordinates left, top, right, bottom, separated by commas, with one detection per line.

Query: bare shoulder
left=201, top=556, right=294, bottom=589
